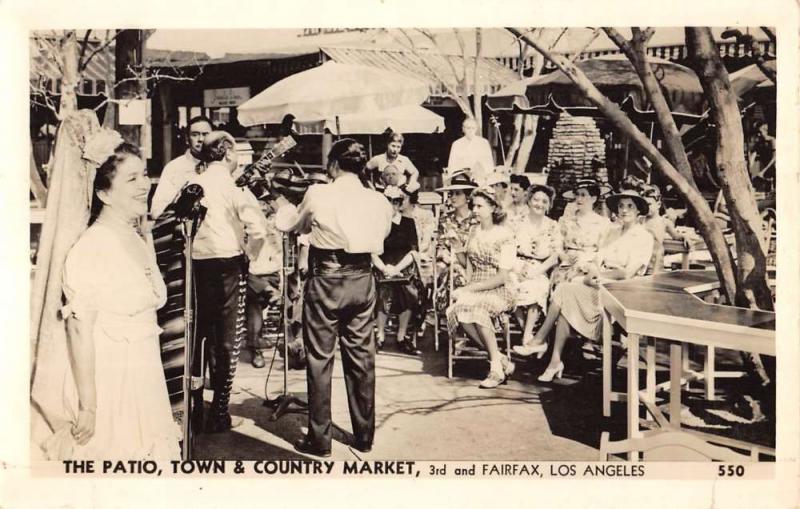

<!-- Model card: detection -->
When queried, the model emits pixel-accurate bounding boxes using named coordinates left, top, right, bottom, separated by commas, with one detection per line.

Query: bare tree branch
left=393, top=29, right=474, bottom=116
left=568, top=27, right=601, bottom=64
left=642, top=27, right=656, bottom=43
left=549, top=27, right=569, bottom=51
left=760, top=26, right=776, bottom=43
left=77, top=30, right=92, bottom=70
left=79, top=30, right=123, bottom=73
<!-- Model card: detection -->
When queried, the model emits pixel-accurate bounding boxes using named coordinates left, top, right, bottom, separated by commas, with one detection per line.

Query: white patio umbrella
left=292, top=104, right=444, bottom=135
left=237, top=61, right=431, bottom=128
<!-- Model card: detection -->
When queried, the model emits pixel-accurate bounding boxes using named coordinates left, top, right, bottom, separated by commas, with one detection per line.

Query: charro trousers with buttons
left=193, top=255, right=247, bottom=423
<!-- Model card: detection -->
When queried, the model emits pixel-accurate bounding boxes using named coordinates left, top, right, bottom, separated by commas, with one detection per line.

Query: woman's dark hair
left=328, top=138, right=367, bottom=174
left=89, top=142, right=142, bottom=225
left=472, top=188, right=506, bottom=225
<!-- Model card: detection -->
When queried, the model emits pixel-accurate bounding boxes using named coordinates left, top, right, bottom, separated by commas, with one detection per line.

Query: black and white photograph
left=3, top=0, right=800, bottom=507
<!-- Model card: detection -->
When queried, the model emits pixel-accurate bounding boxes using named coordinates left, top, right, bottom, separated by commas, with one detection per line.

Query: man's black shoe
left=251, top=351, right=266, bottom=368
left=294, top=436, right=331, bottom=458
left=398, top=339, right=421, bottom=356
left=352, top=441, right=372, bottom=453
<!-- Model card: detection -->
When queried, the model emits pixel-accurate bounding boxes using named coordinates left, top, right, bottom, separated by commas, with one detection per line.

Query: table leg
left=670, top=343, right=682, bottom=428
left=627, top=333, right=640, bottom=461
left=602, top=308, right=613, bottom=417
left=645, top=337, right=656, bottom=423
left=681, top=252, right=690, bottom=270
left=704, top=346, right=716, bottom=401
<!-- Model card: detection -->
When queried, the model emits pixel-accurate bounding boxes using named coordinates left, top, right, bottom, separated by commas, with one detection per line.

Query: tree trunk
left=114, top=29, right=146, bottom=146
left=686, top=28, right=773, bottom=311
left=59, top=32, right=79, bottom=117
left=473, top=28, right=483, bottom=132
left=506, top=27, right=738, bottom=303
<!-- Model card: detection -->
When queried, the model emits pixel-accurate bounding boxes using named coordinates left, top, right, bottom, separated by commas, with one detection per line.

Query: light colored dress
left=446, top=225, right=516, bottom=335
left=505, top=203, right=530, bottom=234
left=550, top=211, right=611, bottom=289
left=58, top=221, right=181, bottom=460
left=512, top=216, right=562, bottom=311
left=553, top=224, right=653, bottom=341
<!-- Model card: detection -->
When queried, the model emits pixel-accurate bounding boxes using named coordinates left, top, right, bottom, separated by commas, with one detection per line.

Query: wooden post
left=115, top=29, right=145, bottom=147
left=321, top=132, right=332, bottom=168
left=627, top=333, right=641, bottom=461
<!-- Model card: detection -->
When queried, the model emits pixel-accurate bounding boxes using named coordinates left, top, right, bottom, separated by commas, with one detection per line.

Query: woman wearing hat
left=550, top=178, right=612, bottom=291
left=434, top=171, right=479, bottom=312
left=534, top=189, right=654, bottom=381
left=372, top=185, right=422, bottom=355
left=510, top=184, right=562, bottom=357
left=446, top=186, right=517, bottom=388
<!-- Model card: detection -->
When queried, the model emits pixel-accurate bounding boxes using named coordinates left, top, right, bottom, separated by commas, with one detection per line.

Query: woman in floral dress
left=510, top=185, right=562, bottom=357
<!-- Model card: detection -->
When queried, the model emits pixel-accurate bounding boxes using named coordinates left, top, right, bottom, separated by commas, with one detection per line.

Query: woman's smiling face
left=97, top=155, right=150, bottom=220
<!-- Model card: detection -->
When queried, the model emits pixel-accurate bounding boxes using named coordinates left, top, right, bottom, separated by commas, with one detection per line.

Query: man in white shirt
left=364, top=132, right=419, bottom=191
left=447, top=117, right=495, bottom=187
left=150, top=116, right=213, bottom=219
left=190, top=131, right=267, bottom=433
left=278, top=138, right=393, bottom=457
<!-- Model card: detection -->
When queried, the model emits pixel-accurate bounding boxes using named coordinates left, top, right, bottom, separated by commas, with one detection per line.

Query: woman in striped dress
left=446, top=187, right=517, bottom=389
left=535, top=189, right=654, bottom=382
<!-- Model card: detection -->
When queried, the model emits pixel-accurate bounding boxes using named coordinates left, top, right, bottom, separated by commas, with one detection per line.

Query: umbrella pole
left=368, top=135, right=373, bottom=158
left=335, top=115, right=341, bottom=139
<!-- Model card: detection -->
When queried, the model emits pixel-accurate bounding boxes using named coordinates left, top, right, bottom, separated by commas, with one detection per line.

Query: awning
left=293, top=104, right=445, bottom=135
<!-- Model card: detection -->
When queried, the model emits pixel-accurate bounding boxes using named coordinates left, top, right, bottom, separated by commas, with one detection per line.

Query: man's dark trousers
left=302, top=247, right=376, bottom=450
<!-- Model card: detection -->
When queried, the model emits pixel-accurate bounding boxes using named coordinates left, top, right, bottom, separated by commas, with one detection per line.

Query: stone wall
left=545, top=114, right=609, bottom=217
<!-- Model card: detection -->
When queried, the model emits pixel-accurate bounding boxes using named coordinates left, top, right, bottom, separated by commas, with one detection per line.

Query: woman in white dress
left=534, top=189, right=654, bottom=382
left=60, top=140, right=180, bottom=459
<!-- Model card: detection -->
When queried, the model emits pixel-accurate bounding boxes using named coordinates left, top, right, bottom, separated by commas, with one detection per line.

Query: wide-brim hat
left=436, top=170, right=478, bottom=192
left=486, top=166, right=511, bottom=187
left=526, top=184, right=556, bottom=202
left=606, top=189, right=650, bottom=216
left=562, top=178, right=612, bottom=199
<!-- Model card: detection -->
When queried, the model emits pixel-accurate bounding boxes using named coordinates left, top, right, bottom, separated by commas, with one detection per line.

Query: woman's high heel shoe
left=537, top=362, right=564, bottom=382
left=512, top=342, right=547, bottom=359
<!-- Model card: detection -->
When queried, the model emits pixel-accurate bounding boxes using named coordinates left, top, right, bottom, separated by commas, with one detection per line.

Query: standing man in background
left=447, top=118, right=494, bottom=187
left=150, top=115, right=213, bottom=219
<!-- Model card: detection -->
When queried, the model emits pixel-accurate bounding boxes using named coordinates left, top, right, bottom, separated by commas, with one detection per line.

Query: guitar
left=233, top=135, right=298, bottom=187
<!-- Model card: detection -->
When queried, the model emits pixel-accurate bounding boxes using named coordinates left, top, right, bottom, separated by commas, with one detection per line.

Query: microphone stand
left=180, top=211, right=205, bottom=460
left=264, top=232, right=308, bottom=421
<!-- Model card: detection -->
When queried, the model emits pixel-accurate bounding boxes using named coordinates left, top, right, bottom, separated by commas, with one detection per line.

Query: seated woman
left=510, top=185, right=563, bottom=357
left=550, top=178, right=611, bottom=290
left=532, top=189, right=654, bottom=382
left=434, top=170, right=479, bottom=312
left=59, top=136, right=180, bottom=459
left=446, top=187, right=517, bottom=389
left=372, top=185, right=422, bottom=356
left=640, top=184, right=686, bottom=274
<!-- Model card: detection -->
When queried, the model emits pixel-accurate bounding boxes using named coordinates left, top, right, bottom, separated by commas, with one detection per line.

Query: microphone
left=173, top=184, right=206, bottom=221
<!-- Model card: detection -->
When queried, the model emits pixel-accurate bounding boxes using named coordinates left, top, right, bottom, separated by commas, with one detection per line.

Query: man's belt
left=308, top=246, right=372, bottom=275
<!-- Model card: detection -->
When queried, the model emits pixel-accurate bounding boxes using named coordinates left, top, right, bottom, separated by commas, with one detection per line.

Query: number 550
left=718, top=465, right=745, bottom=477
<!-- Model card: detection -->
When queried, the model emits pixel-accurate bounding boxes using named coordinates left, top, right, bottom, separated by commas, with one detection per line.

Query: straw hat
left=605, top=188, right=650, bottom=216
left=562, top=177, right=612, bottom=199
left=436, top=169, right=478, bottom=192
left=485, top=166, right=512, bottom=187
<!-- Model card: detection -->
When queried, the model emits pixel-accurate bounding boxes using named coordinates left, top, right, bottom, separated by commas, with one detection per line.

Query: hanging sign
left=203, top=87, right=251, bottom=108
